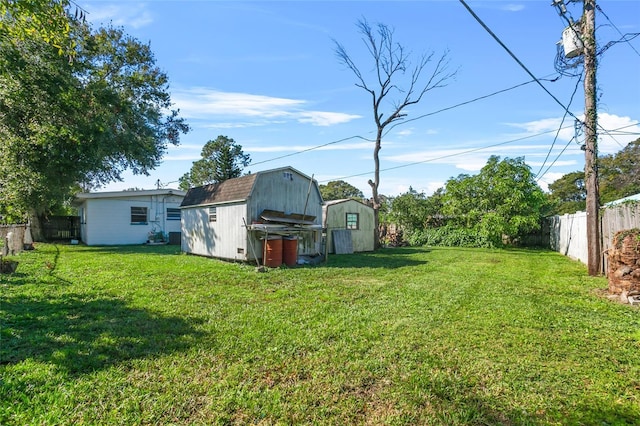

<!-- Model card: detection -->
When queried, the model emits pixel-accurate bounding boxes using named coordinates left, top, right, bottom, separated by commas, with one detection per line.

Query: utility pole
left=583, top=0, right=601, bottom=276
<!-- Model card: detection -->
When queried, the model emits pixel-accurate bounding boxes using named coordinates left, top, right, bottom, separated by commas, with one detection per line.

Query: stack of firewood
left=607, top=229, right=640, bottom=304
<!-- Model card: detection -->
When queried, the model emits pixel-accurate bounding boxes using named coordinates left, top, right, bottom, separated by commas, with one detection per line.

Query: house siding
left=78, top=193, right=184, bottom=245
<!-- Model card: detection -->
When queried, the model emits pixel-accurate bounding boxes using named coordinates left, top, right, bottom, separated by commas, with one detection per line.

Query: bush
left=408, top=225, right=495, bottom=248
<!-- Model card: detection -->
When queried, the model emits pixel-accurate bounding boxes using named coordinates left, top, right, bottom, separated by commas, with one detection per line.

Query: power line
left=249, top=135, right=374, bottom=167
left=596, top=4, right=640, bottom=57
left=459, top=0, right=582, bottom=124
left=321, top=126, right=574, bottom=183
left=251, top=76, right=560, bottom=168
left=535, top=74, right=583, bottom=177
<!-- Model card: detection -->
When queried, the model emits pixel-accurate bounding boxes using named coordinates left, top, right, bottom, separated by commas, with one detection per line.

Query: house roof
left=180, top=174, right=258, bottom=207
left=75, top=188, right=186, bottom=200
left=603, top=193, right=640, bottom=207
left=323, top=198, right=372, bottom=208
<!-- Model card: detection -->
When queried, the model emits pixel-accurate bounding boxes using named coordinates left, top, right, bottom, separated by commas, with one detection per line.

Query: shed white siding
left=181, top=202, right=251, bottom=261
left=180, top=167, right=323, bottom=262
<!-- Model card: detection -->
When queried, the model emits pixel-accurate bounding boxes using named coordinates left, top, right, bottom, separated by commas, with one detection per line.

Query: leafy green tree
left=442, top=156, right=547, bottom=245
left=547, top=171, right=586, bottom=215
left=319, top=180, right=364, bottom=201
left=0, top=0, right=83, bottom=57
left=0, top=19, right=188, bottom=232
left=546, top=138, right=640, bottom=214
left=599, top=138, right=640, bottom=203
left=389, top=187, right=431, bottom=233
left=179, top=136, right=250, bottom=190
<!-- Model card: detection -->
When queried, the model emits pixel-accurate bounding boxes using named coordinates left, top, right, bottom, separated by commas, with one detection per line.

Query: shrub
left=408, top=225, right=495, bottom=248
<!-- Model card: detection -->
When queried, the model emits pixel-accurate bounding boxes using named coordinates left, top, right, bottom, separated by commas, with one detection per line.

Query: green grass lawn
left=1, top=244, right=639, bottom=425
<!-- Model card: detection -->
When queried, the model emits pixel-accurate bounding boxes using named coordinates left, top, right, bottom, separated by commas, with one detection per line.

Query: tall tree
left=319, top=180, right=364, bottom=201
left=179, top=136, right=251, bottom=190
left=442, top=156, right=547, bottom=245
left=0, top=19, right=188, bottom=232
left=334, top=18, right=455, bottom=248
left=546, top=138, right=640, bottom=214
left=547, top=171, right=587, bottom=215
left=599, top=137, right=640, bottom=203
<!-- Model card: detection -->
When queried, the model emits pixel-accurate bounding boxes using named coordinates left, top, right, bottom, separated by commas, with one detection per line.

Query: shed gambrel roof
left=180, top=173, right=258, bottom=208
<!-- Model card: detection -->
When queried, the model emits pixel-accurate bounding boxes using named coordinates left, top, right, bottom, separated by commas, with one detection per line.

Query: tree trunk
left=28, top=211, right=45, bottom=242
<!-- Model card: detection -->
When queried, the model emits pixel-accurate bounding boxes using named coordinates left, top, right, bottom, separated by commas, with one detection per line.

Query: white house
left=180, top=167, right=323, bottom=264
left=323, top=199, right=375, bottom=253
left=74, top=189, right=186, bottom=245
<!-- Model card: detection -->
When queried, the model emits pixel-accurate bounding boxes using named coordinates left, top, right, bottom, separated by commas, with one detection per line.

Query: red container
left=263, top=237, right=283, bottom=267
left=283, top=237, right=298, bottom=266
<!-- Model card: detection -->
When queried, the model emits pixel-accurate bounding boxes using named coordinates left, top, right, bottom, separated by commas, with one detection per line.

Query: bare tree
left=334, top=19, right=456, bottom=248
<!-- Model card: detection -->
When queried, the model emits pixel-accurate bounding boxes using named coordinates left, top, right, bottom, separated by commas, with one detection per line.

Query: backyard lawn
left=1, top=243, right=639, bottom=425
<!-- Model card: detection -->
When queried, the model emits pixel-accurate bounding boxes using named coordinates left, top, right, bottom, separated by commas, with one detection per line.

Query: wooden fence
left=547, top=200, right=640, bottom=274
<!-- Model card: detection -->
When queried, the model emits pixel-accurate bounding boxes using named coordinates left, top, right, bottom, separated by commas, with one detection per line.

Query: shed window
left=131, top=207, right=148, bottom=224
left=167, top=208, right=181, bottom=221
left=209, top=207, right=217, bottom=222
left=346, top=213, right=359, bottom=230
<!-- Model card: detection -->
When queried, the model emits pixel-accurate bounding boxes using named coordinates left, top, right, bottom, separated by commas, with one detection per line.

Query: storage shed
left=180, top=167, right=323, bottom=264
left=323, top=199, right=375, bottom=253
left=74, top=189, right=186, bottom=245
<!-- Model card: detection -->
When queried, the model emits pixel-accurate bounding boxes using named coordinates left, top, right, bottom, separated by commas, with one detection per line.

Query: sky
left=78, top=0, right=640, bottom=197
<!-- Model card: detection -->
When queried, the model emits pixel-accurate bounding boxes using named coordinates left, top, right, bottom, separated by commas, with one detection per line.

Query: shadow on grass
left=0, top=293, right=204, bottom=375
left=410, top=371, right=639, bottom=425
left=324, top=247, right=430, bottom=269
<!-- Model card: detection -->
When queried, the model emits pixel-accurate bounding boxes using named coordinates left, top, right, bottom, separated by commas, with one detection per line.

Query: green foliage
left=0, top=0, right=80, bottom=57
left=2, top=244, right=639, bottom=425
left=547, top=138, right=640, bottom=214
left=178, top=135, right=250, bottom=190
left=408, top=225, right=495, bottom=248
left=0, top=20, right=188, bottom=220
left=389, top=187, right=444, bottom=233
left=318, top=180, right=364, bottom=201
left=599, top=138, right=640, bottom=203
left=547, top=171, right=586, bottom=215
left=441, top=156, right=547, bottom=246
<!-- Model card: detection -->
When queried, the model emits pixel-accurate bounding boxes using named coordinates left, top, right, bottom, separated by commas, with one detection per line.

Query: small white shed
left=74, top=189, right=186, bottom=245
left=323, top=199, right=375, bottom=253
left=180, top=166, right=323, bottom=263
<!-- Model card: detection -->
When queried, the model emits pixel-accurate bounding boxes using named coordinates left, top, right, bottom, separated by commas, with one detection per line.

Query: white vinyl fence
left=547, top=199, right=640, bottom=274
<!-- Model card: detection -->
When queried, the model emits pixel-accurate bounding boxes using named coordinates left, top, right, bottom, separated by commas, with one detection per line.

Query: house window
left=346, top=213, right=359, bottom=230
left=167, top=208, right=181, bottom=221
left=209, top=207, right=217, bottom=222
left=131, top=206, right=148, bottom=224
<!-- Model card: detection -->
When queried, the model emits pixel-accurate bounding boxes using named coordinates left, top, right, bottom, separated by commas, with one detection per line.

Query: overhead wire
left=458, top=0, right=582, bottom=124
left=250, top=76, right=558, bottom=167
left=596, top=3, right=640, bottom=57
left=535, top=74, right=583, bottom=178
left=321, top=126, right=574, bottom=183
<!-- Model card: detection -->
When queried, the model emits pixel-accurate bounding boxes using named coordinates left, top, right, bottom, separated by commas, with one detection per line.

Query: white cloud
left=505, top=112, right=639, bottom=155
left=297, top=111, right=361, bottom=126
left=502, top=4, right=525, bottom=12
left=172, top=88, right=361, bottom=127
left=84, top=3, right=153, bottom=29
left=246, top=141, right=372, bottom=153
